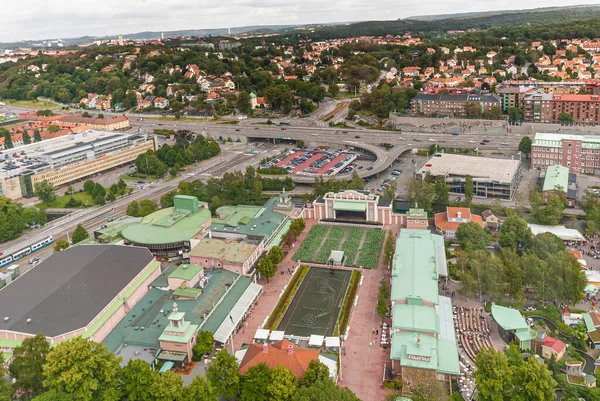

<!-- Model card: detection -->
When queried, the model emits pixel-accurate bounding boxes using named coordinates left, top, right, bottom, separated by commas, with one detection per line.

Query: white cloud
left=3, top=0, right=600, bottom=42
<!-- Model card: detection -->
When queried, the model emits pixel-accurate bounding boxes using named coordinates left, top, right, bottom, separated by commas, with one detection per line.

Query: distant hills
left=406, top=5, right=590, bottom=21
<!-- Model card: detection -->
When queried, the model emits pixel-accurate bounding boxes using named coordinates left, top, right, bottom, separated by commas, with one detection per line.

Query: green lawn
left=121, top=173, right=158, bottom=181
left=46, top=192, right=95, bottom=208
left=3, top=99, right=61, bottom=110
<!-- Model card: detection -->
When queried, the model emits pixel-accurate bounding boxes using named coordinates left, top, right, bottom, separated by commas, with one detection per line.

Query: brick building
left=531, top=132, right=600, bottom=175
left=410, top=94, right=501, bottom=117
left=523, top=94, right=600, bottom=124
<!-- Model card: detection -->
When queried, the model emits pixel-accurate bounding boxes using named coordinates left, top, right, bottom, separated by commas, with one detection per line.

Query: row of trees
left=454, top=215, right=586, bottom=305
left=126, top=199, right=159, bottom=218
left=0, top=334, right=358, bottom=401
left=407, top=172, right=470, bottom=210
left=0, top=196, right=47, bottom=242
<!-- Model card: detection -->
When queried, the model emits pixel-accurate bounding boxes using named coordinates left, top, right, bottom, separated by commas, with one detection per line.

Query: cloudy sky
left=4, top=0, right=600, bottom=42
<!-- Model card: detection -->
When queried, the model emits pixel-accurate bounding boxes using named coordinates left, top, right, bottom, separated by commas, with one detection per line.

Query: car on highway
left=414, top=139, right=422, bottom=142
left=428, top=138, right=436, bottom=142
left=137, top=180, right=145, bottom=184
left=342, top=131, right=348, bottom=134
left=479, top=142, right=486, bottom=145
left=483, top=139, right=490, bottom=143
left=355, top=135, right=361, bottom=138
left=235, top=129, right=240, bottom=131
left=397, top=137, right=405, bottom=140
left=501, top=142, right=509, bottom=145
left=468, top=140, right=476, bottom=143
left=367, top=166, right=373, bottom=170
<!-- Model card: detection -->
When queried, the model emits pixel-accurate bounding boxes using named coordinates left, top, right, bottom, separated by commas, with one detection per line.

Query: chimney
left=262, top=343, right=269, bottom=354
left=287, top=345, right=294, bottom=355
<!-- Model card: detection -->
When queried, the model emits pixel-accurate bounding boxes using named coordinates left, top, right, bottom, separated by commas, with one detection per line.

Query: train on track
left=0, top=236, right=53, bottom=268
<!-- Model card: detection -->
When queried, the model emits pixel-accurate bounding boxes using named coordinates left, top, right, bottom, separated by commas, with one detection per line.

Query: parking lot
left=268, top=147, right=358, bottom=176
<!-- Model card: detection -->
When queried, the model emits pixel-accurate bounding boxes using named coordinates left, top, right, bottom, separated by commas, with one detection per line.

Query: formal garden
left=292, top=225, right=385, bottom=269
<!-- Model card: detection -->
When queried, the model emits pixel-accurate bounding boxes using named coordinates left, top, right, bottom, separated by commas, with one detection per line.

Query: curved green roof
left=121, top=207, right=211, bottom=245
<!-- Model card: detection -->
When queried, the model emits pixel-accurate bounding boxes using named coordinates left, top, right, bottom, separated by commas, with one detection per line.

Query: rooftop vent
left=3, top=317, right=9, bottom=322
left=26, top=318, right=32, bottom=324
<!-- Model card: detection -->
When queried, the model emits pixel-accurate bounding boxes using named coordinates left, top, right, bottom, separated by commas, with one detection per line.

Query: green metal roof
left=406, top=208, right=427, bottom=220
left=392, top=303, right=438, bottom=333
left=102, top=269, right=240, bottom=352
left=210, top=197, right=288, bottom=240
left=391, top=230, right=445, bottom=305
left=533, top=132, right=600, bottom=150
left=542, top=165, right=569, bottom=193
left=583, top=312, right=596, bottom=332
left=390, top=333, right=460, bottom=376
left=515, top=328, right=536, bottom=342
left=491, top=305, right=529, bottom=331
left=168, top=312, right=185, bottom=322
left=333, top=200, right=367, bottom=212
left=174, top=287, right=202, bottom=298
left=158, top=321, right=199, bottom=343
left=169, top=264, right=203, bottom=281
left=121, top=206, right=211, bottom=245
left=200, top=276, right=252, bottom=333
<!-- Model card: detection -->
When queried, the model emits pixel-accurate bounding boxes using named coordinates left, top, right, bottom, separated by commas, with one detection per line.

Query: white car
left=428, top=138, right=436, bottom=142
left=397, top=137, right=405, bottom=140
left=468, top=140, right=476, bottom=143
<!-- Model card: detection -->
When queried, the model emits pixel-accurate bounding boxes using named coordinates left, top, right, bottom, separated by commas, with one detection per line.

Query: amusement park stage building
left=389, top=219, right=460, bottom=392
left=303, top=190, right=404, bottom=225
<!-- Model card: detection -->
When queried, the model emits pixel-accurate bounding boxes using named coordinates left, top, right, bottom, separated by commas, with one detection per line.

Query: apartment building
left=531, top=132, right=600, bottom=175
left=522, top=92, right=553, bottom=123
left=496, top=86, right=536, bottom=111
left=499, top=80, right=588, bottom=95
left=524, top=94, right=600, bottom=124
left=411, top=93, right=501, bottom=117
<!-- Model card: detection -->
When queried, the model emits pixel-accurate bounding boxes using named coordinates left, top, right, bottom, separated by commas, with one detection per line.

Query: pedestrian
left=373, top=329, right=375, bottom=334
left=376, top=329, right=379, bottom=335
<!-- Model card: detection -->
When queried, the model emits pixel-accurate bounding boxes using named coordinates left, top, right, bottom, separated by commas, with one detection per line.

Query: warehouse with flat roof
left=417, top=153, right=522, bottom=200
left=0, top=244, right=159, bottom=352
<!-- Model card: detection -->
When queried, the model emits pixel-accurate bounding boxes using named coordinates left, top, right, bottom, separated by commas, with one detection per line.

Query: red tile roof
left=542, top=336, right=566, bottom=354
left=434, top=207, right=484, bottom=233
left=239, top=340, right=320, bottom=379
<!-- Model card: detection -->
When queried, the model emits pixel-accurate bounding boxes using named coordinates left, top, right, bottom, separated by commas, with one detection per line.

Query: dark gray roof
left=378, top=198, right=392, bottom=207
left=0, top=245, right=154, bottom=337
left=569, top=173, right=577, bottom=184
left=567, top=189, right=577, bottom=200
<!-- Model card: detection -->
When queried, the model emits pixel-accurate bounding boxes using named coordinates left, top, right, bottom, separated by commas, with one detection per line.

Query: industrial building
left=531, top=132, right=600, bottom=175
left=417, top=153, right=522, bottom=200
left=390, top=229, right=459, bottom=393
left=0, top=130, right=156, bottom=199
left=303, top=189, right=404, bottom=225
left=0, top=245, right=159, bottom=359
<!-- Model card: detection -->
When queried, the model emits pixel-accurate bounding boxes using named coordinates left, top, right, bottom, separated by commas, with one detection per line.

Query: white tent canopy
left=269, top=331, right=285, bottom=342
left=254, top=329, right=269, bottom=340
left=528, top=224, right=585, bottom=241
left=325, top=337, right=340, bottom=348
left=308, top=335, right=325, bottom=347
left=213, top=282, right=262, bottom=344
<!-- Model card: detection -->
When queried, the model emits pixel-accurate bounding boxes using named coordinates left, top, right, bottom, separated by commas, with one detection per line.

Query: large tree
left=267, top=366, right=298, bottom=401
left=43, top=337, right=121, bottom=401
left=301, top=361, right=330, bottom=387
left=464, top=175, right=474, bottom=204
left=512, top=358, right=557, bottom=401
left=383, top=230, right=395, bottom=265
left=407, top=178, right=435, bottom=211
left=183, top=376, right=217, bottom=401
left=474, top=348, right=513, bottom=401
left=257, top=256, right=277, bottom=283
left=148, top=371, right=184, bottom=401
left=193, top=331, right=214, bottom=359
left=456, top=222, right=490, bottom=252
left=499, top=214, right=531, bottom=250
left=518, top=136, right=532, bottom=159
left=293, top=379, right=360, bottom=401
left=9, top=333, right=50, bottom=398
left=0, top=353, right=13, bottom=401
left=71, top=224, right=89, bottom=244
left=118, top=359, right=156, bottom=401
left=34, top=180, right=56, bottom=205
left=206, top=349, right=240, bottom=399
left=240, top=363, right=271, bottom=401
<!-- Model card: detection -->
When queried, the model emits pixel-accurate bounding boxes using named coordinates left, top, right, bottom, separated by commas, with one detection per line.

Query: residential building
left=19, top=112, right=130, bottom=131
left=540, top=335, right=567, bottom=360
left=531, top=132, right=600, bottom=175
left=496, top=85, right=536, bottom=111
left=550, top=94, right=600, bottom=124
left=434, top=207, right=484, bottom=240
left=541, top=165, right=577, bottom=207
left=417, top=154, right=522, bottom=200
left=303, top=189, right=404, bottom=225
left=154, top=97, right=169, bottom=109
left=405, top=207, right=428, bottom=230
left=390, top=229, right=459, bottom=394
left=491, top=305, right=536, bottom=350
left=481, top=210, right=502, bottom=230
left=523, top=92, right=553, bottom=123
left=499, top=80, right=587, bottom=94
left=411, top=94, right=501, bottom=117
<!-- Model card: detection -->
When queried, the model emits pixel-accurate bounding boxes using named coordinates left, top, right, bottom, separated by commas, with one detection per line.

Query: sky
left=4, top=0, right=600, bottom=42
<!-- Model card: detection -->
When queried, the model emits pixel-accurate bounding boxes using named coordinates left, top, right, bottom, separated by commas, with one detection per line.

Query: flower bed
left=356, top=252, right=380, bottom=269
left=292, top=226, right=330, bottom=262
left=265, top=265, right=310, bottom=330
left=346, top=228, right=365, bottom=241
left=329, top=226, right=346, bottom=239
left=336, top=270, right=361, bottom=336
